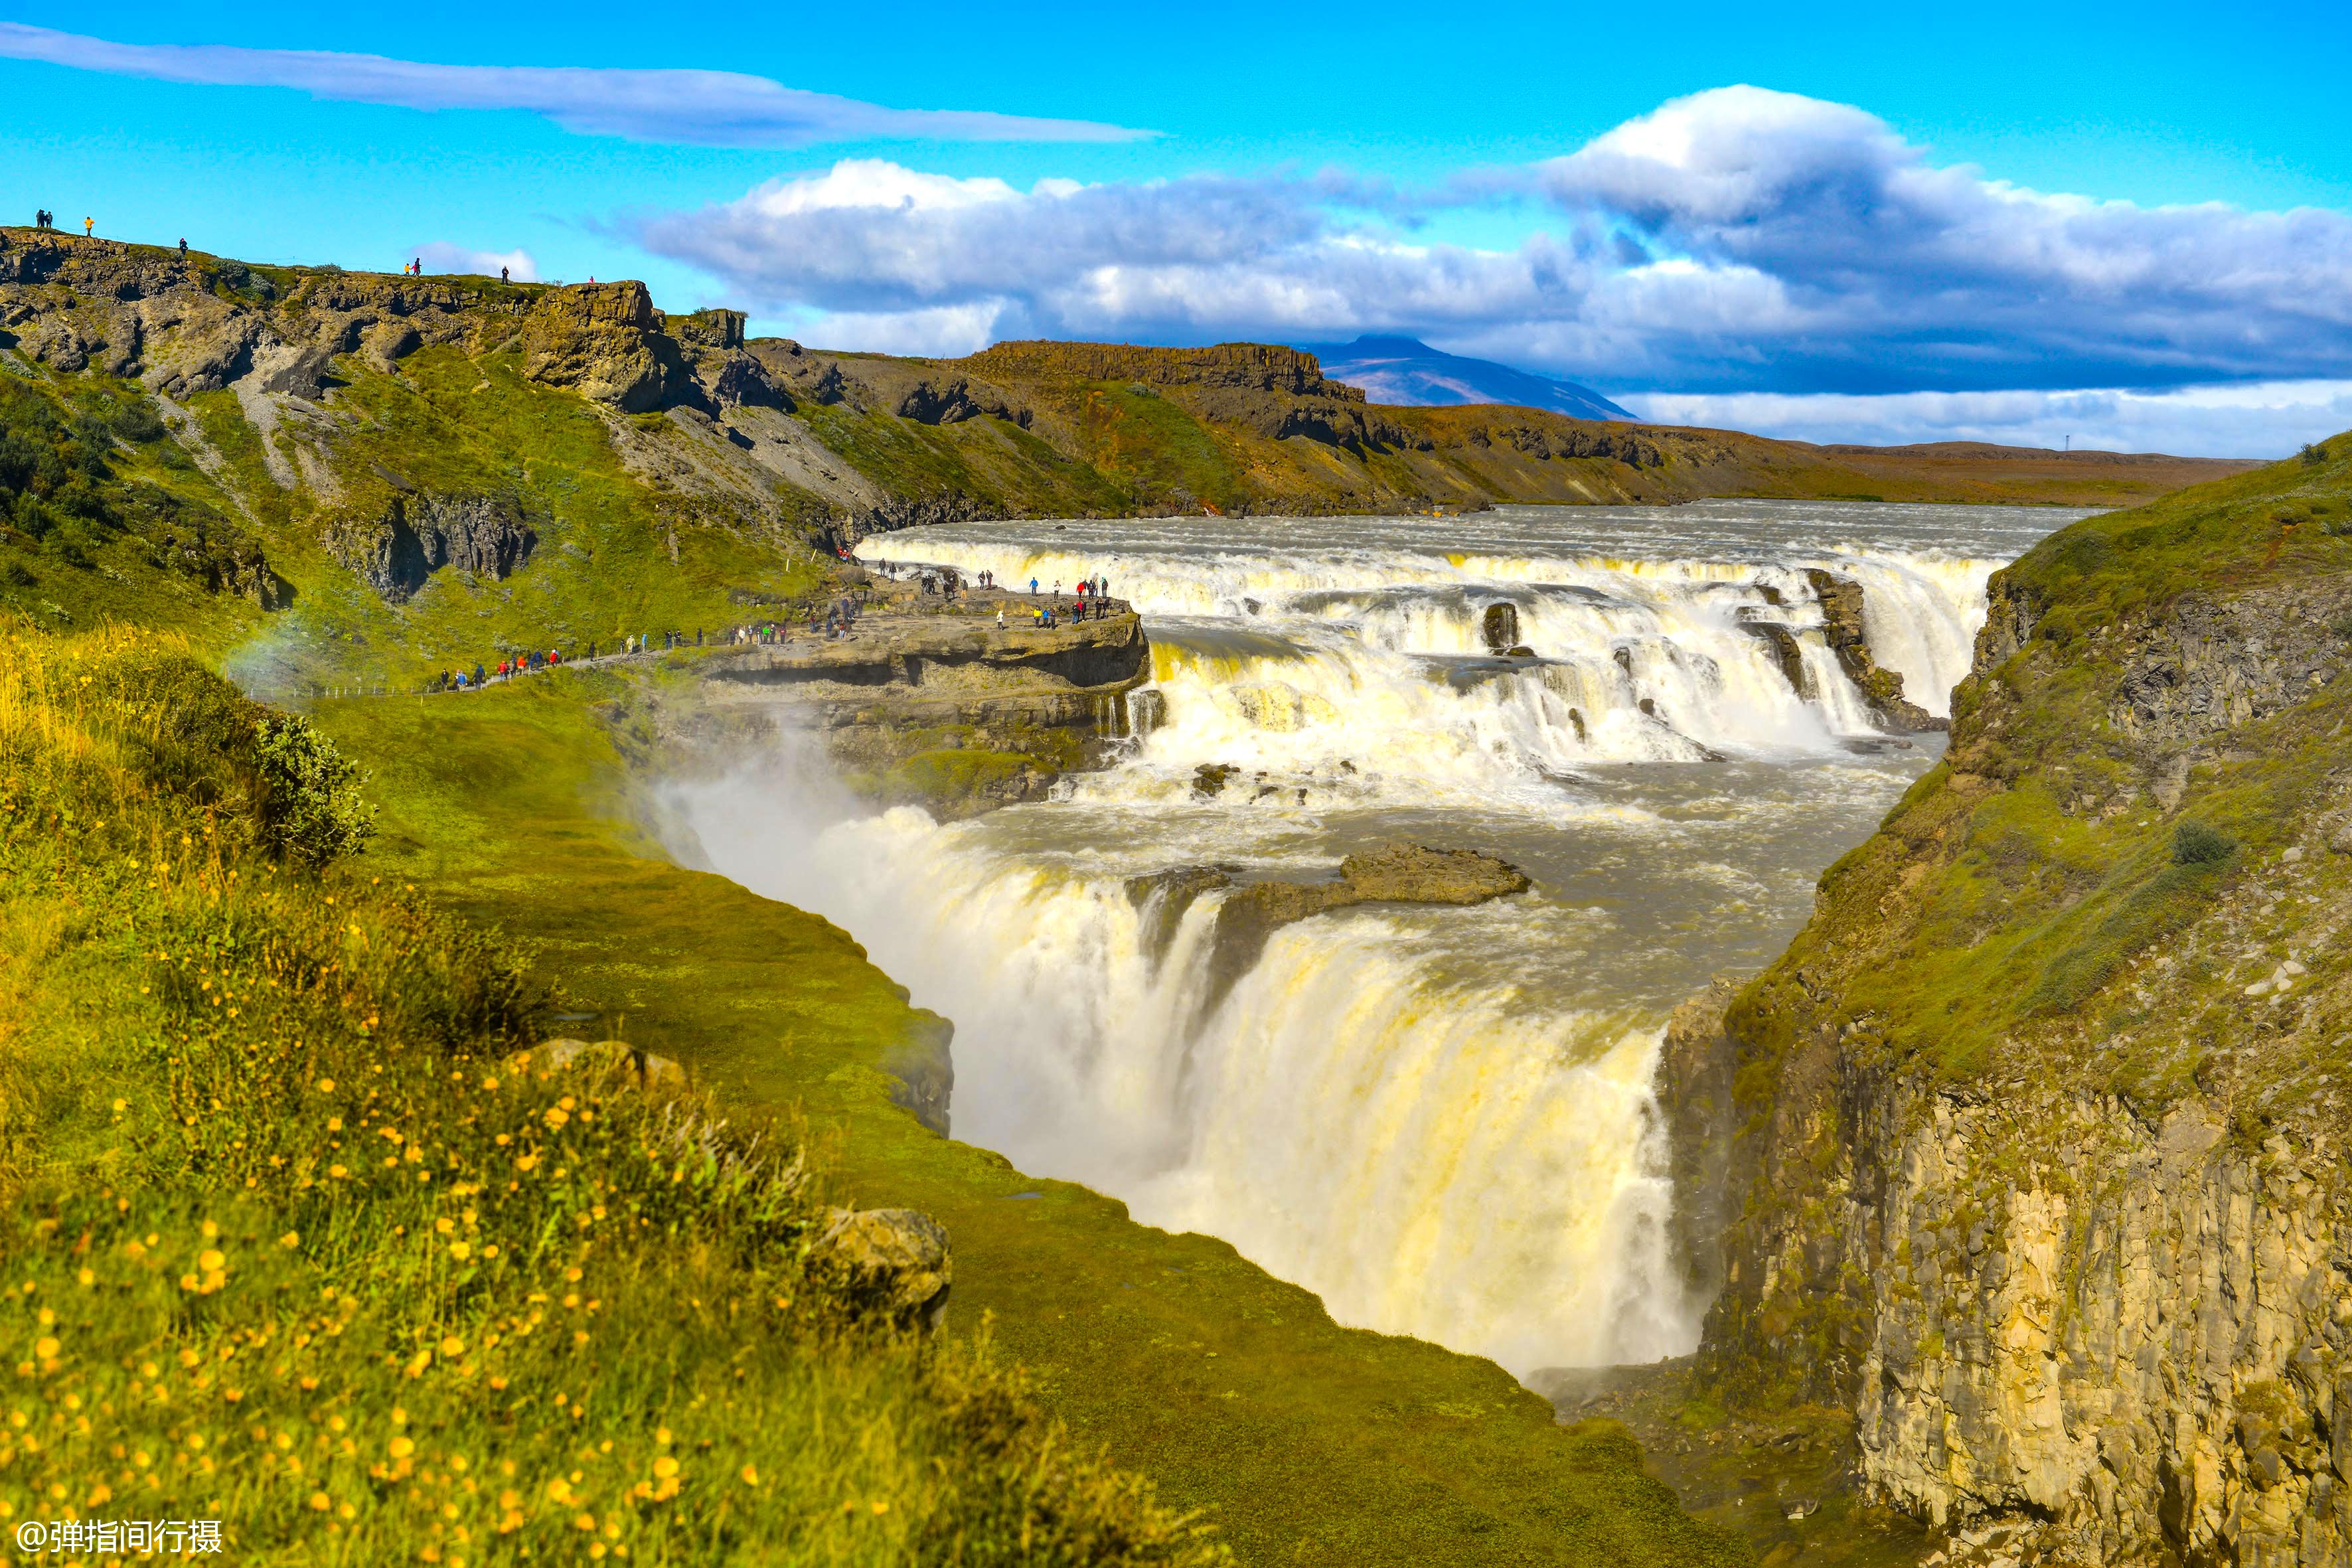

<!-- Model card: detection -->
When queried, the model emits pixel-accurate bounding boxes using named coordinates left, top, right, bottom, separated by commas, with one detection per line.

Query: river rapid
left=665, top=500, right=2077, bottom=1377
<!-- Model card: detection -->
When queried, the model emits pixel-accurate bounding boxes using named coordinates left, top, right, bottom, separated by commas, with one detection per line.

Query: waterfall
left=680, top=501, right=2071, bottom=1377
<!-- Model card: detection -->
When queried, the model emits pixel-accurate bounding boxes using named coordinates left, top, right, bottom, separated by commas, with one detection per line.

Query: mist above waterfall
left=666, top=499, right=2070, bottom=1377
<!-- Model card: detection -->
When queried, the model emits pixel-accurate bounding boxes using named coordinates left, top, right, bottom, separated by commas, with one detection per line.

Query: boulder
left=1481, top=601, right=1520, bottom=655
left=502, top=1037, right=686, bottom=1092
left=1191, top=762, right=1241, bottom=799
left=811, top=1206, right=952, bottom=1332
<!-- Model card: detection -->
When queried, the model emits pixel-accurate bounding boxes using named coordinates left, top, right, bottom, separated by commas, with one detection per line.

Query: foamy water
left=666, top=500, right=2073, bottom=1375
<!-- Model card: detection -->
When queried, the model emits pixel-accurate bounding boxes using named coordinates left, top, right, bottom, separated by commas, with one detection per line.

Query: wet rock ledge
left=1127, top=843, right=1531, bottom=1008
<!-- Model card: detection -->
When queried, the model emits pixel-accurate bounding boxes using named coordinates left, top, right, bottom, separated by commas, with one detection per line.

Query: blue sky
left=4, top=0, right=2350, bottom=455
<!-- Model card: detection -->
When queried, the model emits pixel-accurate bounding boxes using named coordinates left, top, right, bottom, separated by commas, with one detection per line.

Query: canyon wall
left=1671, top=446, right=2352, bottom=1565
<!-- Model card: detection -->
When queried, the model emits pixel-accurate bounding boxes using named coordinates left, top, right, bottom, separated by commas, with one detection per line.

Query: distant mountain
left=1296, top=335, right=1633, bottom=422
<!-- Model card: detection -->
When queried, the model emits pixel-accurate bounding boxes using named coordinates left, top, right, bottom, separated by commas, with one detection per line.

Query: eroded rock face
left=894, top=376, right=1032, bottom=428
left=811, top=1208, right=953, bottom=1333
left=2108, top=586, right=2352, bottom=749
left=1804, top=568, right=1944, bottom=732
left=518, top=281, right=684, bottom=412
left=325, top=493, right=536, bottom=602
left=1850, top=1092, right=2347, bottom=1565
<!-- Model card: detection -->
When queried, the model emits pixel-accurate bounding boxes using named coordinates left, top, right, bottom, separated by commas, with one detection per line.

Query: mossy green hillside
left=0, top=627, right=1229, bottom=1563
left=187, top=348, right=832, bottom=694
left=0, top=351, right=832, bottom=695
left=1728, top=433, right=2352, bottom=1096
left=795, top=392, right=1132, bottom=520
left=311, top=672, right=1745, bottom=1567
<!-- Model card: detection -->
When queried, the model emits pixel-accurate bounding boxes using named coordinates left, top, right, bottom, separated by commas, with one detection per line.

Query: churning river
left=667, top=500, right=2076, bottom=1378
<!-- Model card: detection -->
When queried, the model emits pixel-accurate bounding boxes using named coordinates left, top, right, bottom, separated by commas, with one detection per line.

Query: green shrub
left=2171, top=819, right=2235, bottom=866
left=2303, top=441, right=2330, bottom=466
left=254, top=712, right=378, bottom=864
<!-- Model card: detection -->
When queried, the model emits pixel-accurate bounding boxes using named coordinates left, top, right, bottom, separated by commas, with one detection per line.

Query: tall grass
left=0, top=625, right=1226, bottom=1564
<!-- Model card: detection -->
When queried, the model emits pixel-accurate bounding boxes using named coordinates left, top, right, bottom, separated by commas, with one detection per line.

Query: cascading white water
left=668, top=500, right=2075, bottom=1377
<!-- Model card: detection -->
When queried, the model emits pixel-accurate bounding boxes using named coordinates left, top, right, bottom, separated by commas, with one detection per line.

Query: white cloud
left=643, top=103, right=2352, bottom=404
left=416, top=242, right=537, bottom=281
left=1526, top=86, right=2352, bottom=390
left=0, top=23, right=1151, bottom=147
left=1618, top=381, right=2352, bottom=459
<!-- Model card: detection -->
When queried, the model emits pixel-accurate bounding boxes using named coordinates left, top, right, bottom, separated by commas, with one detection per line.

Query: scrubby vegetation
left=0, top=626, right=1227, bottom=1563
left=0, top=376, right=279, bottom=637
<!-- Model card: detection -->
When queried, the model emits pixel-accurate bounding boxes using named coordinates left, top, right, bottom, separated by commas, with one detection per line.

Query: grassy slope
left=202, top=347, right=830, bottom=696
left=316, top=673, right=1745, bottom=1567
left=1737, top=438, right=2352, bottom=1089
left=0, top=629, right=1220, bottom=1565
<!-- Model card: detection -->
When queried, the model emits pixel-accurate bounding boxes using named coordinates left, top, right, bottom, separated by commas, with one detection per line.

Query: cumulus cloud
left=0, top=23, right=1150, bottom=147
left=416, top=242, right=537, bottom=281
left=1524, top=85, right=2352, bottom=392
left=637, top=159, right=1600, bottom=347
left=637, top=86, right=2352, bottom=440
left=1619, top=382, right=2352, bottom=460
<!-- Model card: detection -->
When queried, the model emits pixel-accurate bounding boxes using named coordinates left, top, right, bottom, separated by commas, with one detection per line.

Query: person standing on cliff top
left=501, top=266, right=509, bottom=283
left=82, top=216, right=93, bottom=237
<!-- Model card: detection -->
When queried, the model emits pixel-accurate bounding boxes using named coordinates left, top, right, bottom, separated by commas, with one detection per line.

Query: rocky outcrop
left=894, top=376, right=1032, bottom=428
left=961, top=340, right=1353, bottom=398
left=1475, top=422, right=1666, bottom=468
left=518, top=281, right=688, bottom=412
left=1804, top=568, right=1944, bottom=732
left=1656, top=979, right=1741, bottom=1307
left=325, top=492, right=535, bottom=602
left=2108, top=584, right=2352, bottom=749
left=698, top=597, right=1151, bottom=817
left=1125, top=864, right=1242, bottom=967
left=882, top=1011, right=955, bottom=1137
left=506, top=1037, right=686, bottom=1092
left=962, top=339, right=1428, bottom=453
left=810, top=1207, right=953, bottom=1333
left=747, top=339, right=867, bottom=409
left=1850, top=1090, right=2346, bottom=1565
left=1740, top=619, right=1815, bottom=699
left=1129, top=844, right=1531, bottom=1009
